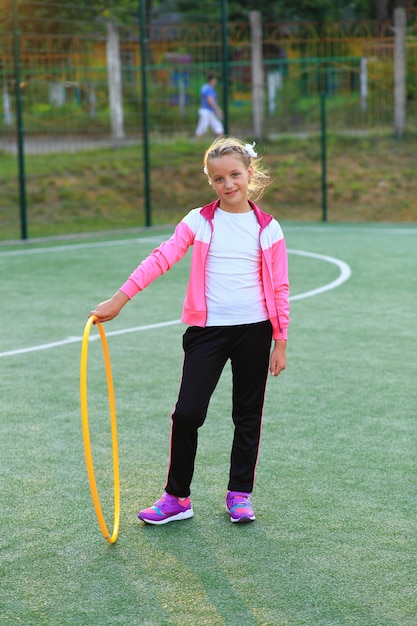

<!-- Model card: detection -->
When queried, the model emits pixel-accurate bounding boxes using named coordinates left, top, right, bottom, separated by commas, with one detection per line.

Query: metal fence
left=1, top=3, right=417, bottom=240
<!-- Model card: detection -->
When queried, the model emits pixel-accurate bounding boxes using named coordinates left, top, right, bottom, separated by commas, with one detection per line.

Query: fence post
left=249, top=11, right=264, bottom=140
left=393, top=2, right=407, bottom=138
left=106, top=18, right=125, bottom=142
left=139, top=0, right=151, bottom=227
left=220, top=0, right=229, bottom=134
left=320, top=92, right=327, bottom=222
left=12, top=0, right=27, bottom=240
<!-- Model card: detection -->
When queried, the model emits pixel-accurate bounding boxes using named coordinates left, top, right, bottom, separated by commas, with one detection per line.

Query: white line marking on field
left=0, top=320, right=182, bottom=358
left=0, top=248, right=351, bottom=358
left=287, top=249, right=351, bottom=300
left=0, top=223, right=416, bottom=258
left=0, top=236, right=167, bottom=257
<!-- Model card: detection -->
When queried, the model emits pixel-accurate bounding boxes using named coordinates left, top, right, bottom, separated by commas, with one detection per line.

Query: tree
left=2, top=0, right=144, bottom=139
left=1, top=0, right=101, bottom=37
left=374, top=0, right=394, bottom=21
left=173, top=0, right=378, bottom=23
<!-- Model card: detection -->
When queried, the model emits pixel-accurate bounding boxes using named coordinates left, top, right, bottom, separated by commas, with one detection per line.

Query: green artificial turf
left=1, top=224, right=416, bottom=625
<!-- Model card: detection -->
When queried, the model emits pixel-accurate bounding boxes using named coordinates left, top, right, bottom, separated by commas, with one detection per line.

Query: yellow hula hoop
left=80, top=316, right=120, bottom=544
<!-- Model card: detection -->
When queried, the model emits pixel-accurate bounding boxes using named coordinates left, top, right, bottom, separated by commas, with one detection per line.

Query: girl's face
left=206, top=154, right=253, bottom=213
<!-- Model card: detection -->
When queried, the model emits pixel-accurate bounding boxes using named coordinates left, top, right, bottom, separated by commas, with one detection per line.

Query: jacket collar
left=200, top=198, right=273, bottom=229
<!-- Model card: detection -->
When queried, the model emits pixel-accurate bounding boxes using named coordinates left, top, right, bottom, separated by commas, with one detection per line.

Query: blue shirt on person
left=200, top=84, right=218, bottom=111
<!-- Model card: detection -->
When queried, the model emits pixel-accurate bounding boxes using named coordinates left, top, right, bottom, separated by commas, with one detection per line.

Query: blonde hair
left=203, top=136, right=271, bottom=201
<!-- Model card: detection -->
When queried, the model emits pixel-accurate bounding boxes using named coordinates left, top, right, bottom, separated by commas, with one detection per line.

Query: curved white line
left=0, top=249, right=351, bottom=358
left=287, top=249, right=351, bottom=301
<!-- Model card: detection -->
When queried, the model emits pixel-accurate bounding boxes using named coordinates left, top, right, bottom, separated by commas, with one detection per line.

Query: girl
left=90, top=136, right=290, bottom=524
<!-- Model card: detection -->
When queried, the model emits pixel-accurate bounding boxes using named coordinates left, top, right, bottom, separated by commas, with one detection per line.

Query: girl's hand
left=89, top=290, right=129, bottom=323
left=269, top=340, right=287, bottom=377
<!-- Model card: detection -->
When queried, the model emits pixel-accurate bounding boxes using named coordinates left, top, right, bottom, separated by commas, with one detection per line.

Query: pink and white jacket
left=120, top=199, right=290, bottom=341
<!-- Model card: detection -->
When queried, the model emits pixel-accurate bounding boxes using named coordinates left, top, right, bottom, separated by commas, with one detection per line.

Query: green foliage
left=0, top=0, right=392, bottom=38
left=173, top=0, right=376, bottom=22
left=0, top=0, right=141, bottom=36
left=1, top=133, right=417, bottom=241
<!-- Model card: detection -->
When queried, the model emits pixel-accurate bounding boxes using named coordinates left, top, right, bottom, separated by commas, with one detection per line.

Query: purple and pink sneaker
left=138, top=492, right=193, bottom=525
left=226, top=491, right=255, bottom=523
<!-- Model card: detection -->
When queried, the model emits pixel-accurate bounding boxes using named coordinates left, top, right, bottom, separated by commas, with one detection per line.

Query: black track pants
left=165, top=320, right=272, bottom=497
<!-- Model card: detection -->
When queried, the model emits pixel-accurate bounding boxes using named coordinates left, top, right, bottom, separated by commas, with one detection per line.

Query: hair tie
left=244, top=142, right=257, bottom=158
left=203, top=166, right=208, bottom=176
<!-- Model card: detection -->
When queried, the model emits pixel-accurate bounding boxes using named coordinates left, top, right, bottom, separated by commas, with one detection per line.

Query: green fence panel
left=1, top=5, right=417, bottom=239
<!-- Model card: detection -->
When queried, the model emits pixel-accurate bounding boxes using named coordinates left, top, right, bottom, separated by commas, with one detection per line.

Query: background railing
left=1, top=4, right=417, bottom=240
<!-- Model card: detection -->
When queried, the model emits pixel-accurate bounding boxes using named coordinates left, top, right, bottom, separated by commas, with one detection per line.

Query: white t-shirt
left=205, top=208, right=269, bottom=326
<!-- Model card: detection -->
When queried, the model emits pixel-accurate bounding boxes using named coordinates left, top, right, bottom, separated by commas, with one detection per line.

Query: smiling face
left=206, top=154, right=253, bottom=213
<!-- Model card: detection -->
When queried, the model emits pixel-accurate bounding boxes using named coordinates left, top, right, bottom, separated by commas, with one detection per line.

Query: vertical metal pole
left=220, top=0, right=229, bottom=134
left=249, top=11, right=264, bottom=140
left=320, top=92, right=327, bottom=222
left=139, top=0, right=151, bottom=227
left=12, top=0, right=27, bottom=239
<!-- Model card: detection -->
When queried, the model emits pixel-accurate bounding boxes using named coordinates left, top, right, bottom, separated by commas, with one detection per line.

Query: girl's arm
left=89, top=218, right=196, bottom=322
left=119, top=220, right=195, bottom=299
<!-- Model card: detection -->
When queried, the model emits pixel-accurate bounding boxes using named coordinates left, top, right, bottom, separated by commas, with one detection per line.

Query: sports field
left=1, top=223, right=416, bottom=625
